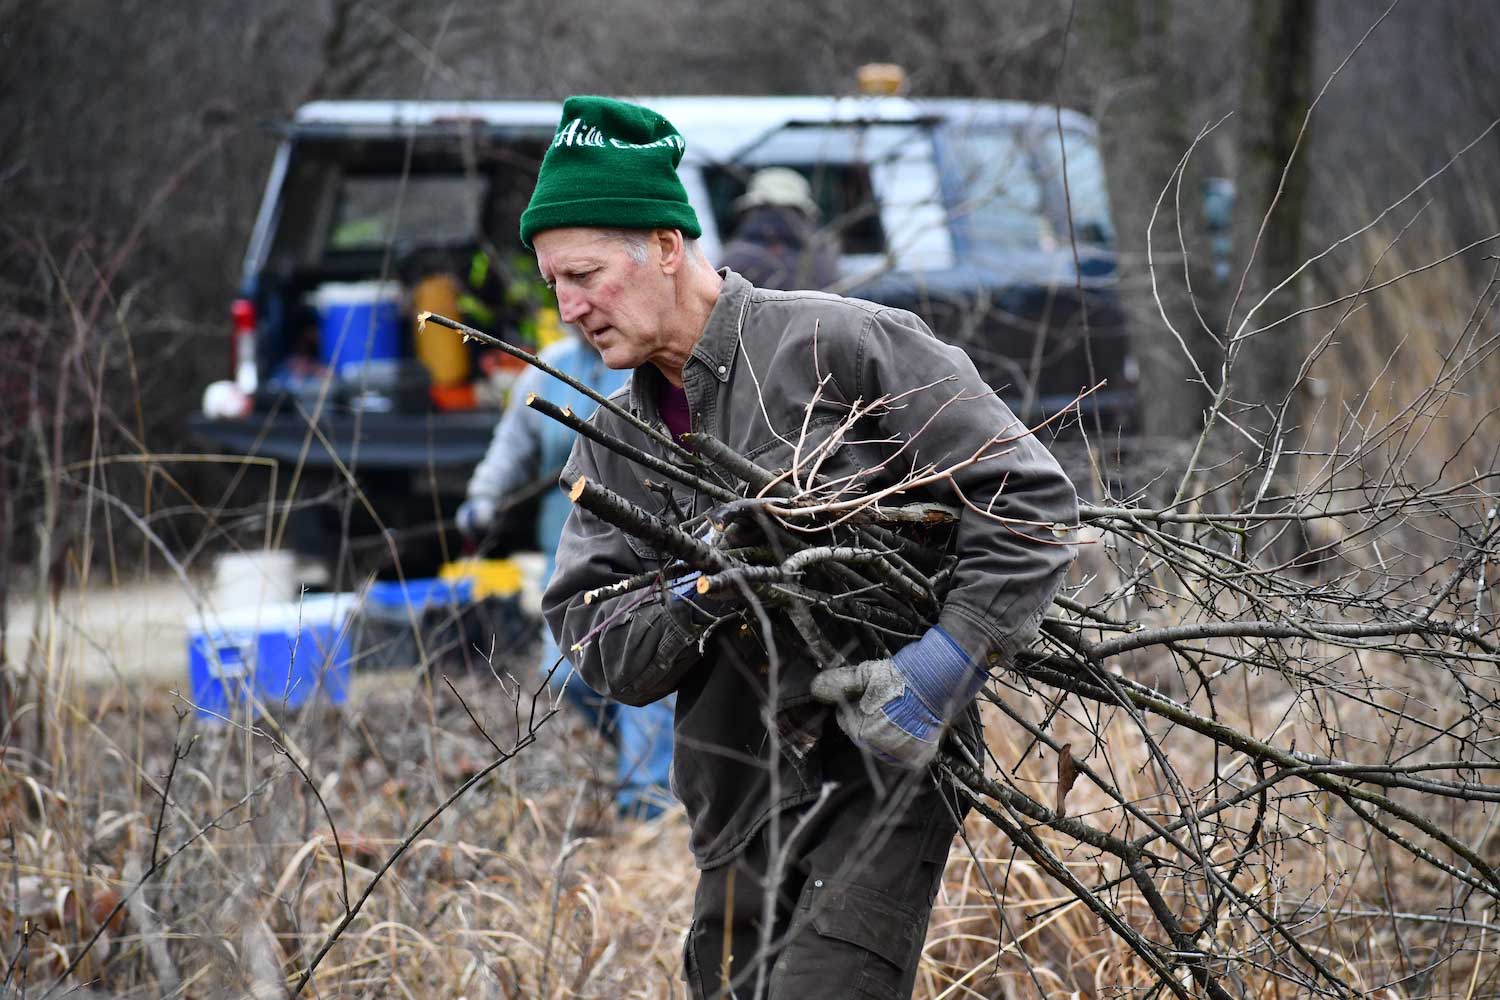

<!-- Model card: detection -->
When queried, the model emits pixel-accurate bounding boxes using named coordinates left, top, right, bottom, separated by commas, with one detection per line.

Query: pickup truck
left=190, top=95, right=1134, bottom=575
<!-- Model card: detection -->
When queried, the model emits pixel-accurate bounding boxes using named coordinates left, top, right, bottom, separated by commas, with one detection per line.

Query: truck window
left=261, top=132, right=548, bottom=272
left=946, top=127, right=1049, bottom=251
left=705, top=121, right=954, bottom=270
left=704, top=162, right=884, bottom=255
left=328, top=174, right=488, bottom=252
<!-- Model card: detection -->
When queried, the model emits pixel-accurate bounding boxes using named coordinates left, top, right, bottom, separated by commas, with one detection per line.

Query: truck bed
left=189, top=409, right=499, bottom=470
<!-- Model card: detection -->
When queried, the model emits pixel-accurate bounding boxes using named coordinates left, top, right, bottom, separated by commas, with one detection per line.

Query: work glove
left=663, top=519, right=724, bottom=602
left=810, top=626, right=984, bottom=769
left=455, top=496, right=497, bottom=539
left=665, top=570, right=736, bottom=624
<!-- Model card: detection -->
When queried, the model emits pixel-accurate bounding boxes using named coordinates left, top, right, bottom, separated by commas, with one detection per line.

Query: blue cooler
left=187, top=595, right=355, bottom=719
left=313, top=281, right=402, bottom=374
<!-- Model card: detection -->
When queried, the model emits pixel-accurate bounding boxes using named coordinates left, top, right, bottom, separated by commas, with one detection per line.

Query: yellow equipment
left=439, top=558, right=523, bottom=599
left=412, top=273, right=471, bottom=386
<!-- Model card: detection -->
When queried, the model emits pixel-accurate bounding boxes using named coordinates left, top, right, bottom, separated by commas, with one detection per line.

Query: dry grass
left=2, top=587, right=1495, bottom=999
left=1299, top=198, right=1500, bottom=503
left=1, top=657, right=700, bottom=998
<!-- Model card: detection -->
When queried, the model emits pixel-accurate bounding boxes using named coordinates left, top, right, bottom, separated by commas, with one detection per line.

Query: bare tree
left=1078, top=0, right=1226, bottom=456
left=1227, top=0, right=1320, bottom=443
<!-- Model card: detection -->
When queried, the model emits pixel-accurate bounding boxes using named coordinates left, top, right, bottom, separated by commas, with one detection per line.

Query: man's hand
left=456, top=496, right=498, bottom=539
left=810, top=627, right=983, bottom=769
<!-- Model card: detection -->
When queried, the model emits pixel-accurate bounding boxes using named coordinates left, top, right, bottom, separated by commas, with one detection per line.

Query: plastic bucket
left=211, top=550, right=297, bottom=617
left=314, top=281, right=402, bottom=374
left=440, top=558, right=523, bottom=599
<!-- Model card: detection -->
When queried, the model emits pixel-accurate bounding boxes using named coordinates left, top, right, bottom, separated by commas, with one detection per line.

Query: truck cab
left=191, top=96, right=1133, bottom=576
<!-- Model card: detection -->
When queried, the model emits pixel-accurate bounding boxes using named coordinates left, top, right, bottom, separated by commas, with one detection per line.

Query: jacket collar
left=690, top=268, right=750, bottom=384
left=628, top=268, right=750, bottom=417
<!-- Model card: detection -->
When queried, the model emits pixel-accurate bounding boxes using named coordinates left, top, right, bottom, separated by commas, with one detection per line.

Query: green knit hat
left=520, top=96, right=702, bottom=249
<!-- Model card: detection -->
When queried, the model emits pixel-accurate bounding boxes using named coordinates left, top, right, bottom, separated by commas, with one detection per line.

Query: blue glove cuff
left=892, top=626, right=985, bottom=721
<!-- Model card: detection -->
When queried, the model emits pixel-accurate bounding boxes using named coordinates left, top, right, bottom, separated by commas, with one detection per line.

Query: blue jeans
left=541, top=631, right=676, bottom=818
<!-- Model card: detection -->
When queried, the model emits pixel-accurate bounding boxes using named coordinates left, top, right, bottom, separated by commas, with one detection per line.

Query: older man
left=530, top=97, right=1078, bottom=998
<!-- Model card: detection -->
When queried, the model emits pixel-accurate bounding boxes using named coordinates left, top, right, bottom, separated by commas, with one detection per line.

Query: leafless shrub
left=417, top=167, right=1500, bottom=997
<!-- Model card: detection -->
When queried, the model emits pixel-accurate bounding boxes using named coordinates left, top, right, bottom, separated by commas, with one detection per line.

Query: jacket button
left=717, top=365, right=727, bottom=374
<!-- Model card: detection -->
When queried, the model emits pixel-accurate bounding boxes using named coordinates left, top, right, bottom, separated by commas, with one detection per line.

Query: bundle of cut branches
left=564, top=437, right=960, bottom=666
left=424, top=312, right=1004, bottom=670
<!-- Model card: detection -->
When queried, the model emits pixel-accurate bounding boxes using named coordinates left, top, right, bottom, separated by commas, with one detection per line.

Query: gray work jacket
left=543, top=269, right=1078, bottom=869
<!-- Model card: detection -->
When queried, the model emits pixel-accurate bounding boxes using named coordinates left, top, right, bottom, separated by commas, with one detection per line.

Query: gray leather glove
left=810, top=626, right=983, bottom=769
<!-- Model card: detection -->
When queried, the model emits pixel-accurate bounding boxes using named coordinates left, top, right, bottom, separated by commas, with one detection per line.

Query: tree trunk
left=1079, top=0, right=1223, bottom=472
left=1227, top=0, right=1318, bottom=443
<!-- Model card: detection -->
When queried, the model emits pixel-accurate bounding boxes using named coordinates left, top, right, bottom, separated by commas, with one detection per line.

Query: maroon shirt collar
left=657, top=382, right=691, bottom=440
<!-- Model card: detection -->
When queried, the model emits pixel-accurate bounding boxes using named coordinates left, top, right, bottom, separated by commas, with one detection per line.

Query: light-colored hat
left=734, top=167, right=818, bottom=217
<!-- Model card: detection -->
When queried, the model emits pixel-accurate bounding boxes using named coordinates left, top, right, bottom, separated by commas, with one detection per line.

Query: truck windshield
left=945, top=126, right=1114, bottom=255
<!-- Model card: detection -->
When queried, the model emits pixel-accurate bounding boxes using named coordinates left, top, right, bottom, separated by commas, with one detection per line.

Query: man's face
left=533, top=228, right=674, bottom=371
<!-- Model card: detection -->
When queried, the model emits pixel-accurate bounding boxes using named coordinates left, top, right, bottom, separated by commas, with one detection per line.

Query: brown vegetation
left=1, top=635, right=1493, bottom=996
